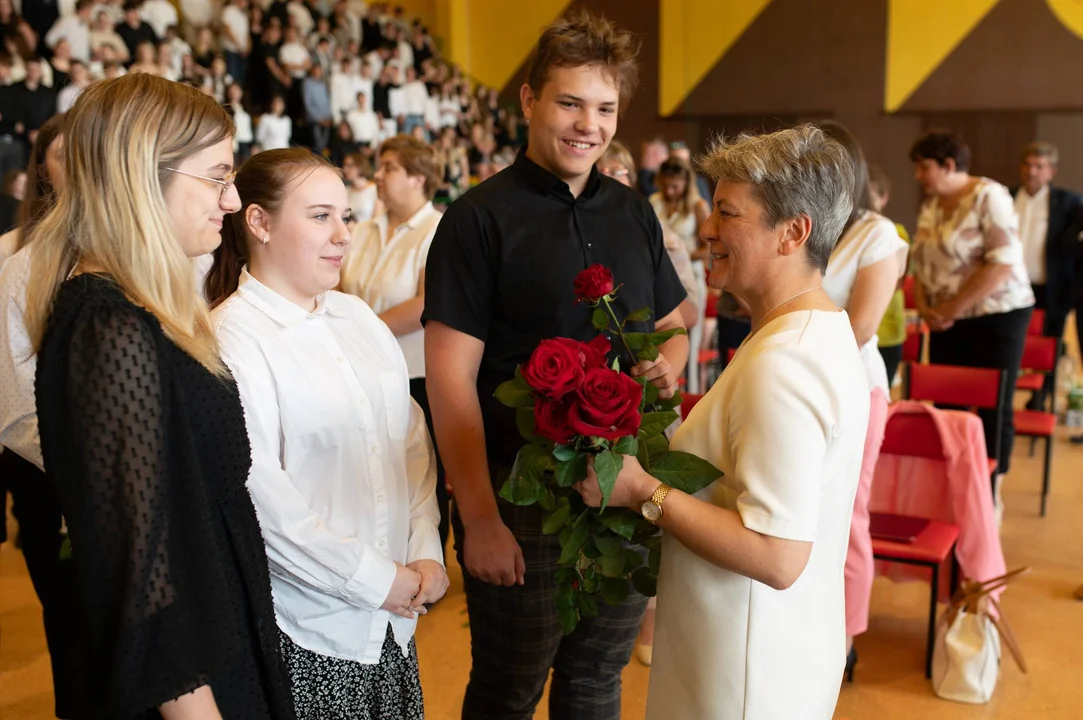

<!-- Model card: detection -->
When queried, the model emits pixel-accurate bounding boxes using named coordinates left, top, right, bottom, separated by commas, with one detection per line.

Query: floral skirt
left=279, top=625, right=424, bottom=720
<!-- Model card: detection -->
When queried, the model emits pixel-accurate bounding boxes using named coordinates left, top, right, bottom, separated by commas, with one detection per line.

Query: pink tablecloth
left=870, top=401, right=1007, bottom=601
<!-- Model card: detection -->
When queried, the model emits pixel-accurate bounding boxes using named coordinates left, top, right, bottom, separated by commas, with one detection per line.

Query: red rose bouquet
left=495, top=264, right=722, bottom=633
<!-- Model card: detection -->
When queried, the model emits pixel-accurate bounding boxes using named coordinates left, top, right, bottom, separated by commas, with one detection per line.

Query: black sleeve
left=645, top=206, right=687, bottom=323
left=1063, top=204, right=1083, bottom=261
left=60, top=303, right=207, bottom=713
left=422, top=198, right=496, bottom=341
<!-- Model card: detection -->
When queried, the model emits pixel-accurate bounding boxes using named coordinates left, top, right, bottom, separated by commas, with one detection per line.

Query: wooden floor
left=3, top=420, right=1083, bottom=719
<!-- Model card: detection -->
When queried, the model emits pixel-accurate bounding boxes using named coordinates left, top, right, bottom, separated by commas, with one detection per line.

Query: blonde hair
left=656, top=155, right=702, bottom=217
left=25, top=73, right=234, bottom=375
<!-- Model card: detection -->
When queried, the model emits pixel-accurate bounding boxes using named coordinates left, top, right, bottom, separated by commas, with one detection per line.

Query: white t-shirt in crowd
left=345, top=108, right=379, bottom=144
left=1014, top=184, right=1049, bottom=285
left=822, top=209, right=908, bottom=394
left=139, top=0, right=178, bottom=38
left=256, top=114, right=292, bottom=150
left=180, top=0, right=215, bottom=29
left=648, top=308, right=869, bottom=720
left=339, top=202, right=441, bottom=379
left=233, top=105, right=254, bottom=145
left=219, top=4, right=250, bottom=54
left=279, top=41, right=311, bottom=78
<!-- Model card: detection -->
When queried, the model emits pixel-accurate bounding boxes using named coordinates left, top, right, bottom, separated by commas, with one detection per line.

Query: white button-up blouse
left=213, top=269, right=442, bottom=663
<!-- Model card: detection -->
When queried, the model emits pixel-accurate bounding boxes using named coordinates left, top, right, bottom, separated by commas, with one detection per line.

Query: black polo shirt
left=423, top=149, right=686, bottom=471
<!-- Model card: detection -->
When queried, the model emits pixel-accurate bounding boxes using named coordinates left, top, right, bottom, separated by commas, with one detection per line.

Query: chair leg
left=1029, top=436, right=1037, bottom=458
left=949, top=549, right=960, bottom=596
left=926, top=562, right=939, bottom=679
left=1041, top=435, right=1053, bottom=517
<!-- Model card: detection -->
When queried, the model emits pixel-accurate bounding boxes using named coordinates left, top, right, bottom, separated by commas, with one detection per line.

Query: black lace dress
left=34, top=274, right=295, bottom=720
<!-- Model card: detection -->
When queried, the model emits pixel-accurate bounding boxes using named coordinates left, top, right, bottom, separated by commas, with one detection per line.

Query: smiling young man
left=423, top=10, right=688, bottom=720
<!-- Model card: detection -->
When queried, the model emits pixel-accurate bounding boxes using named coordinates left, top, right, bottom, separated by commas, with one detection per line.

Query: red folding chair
left=1013, top=335, right=1060, bottom=516
left=1027, top=308, right=1046, bottom=336
left=680, top=392, right=704, bottom=419
left=901, top=324, right=926, bottom=364
left=904, top=363, right=1006, bottom=481
left=1016, top=309, right=1050, bottom=391
left=872, top=410, right=961, bottom=678
left=902, top=275, right=917, bottom=310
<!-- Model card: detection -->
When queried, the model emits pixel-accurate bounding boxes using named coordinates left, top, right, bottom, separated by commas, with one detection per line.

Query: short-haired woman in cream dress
left=577, top=125, right=870, bottom=718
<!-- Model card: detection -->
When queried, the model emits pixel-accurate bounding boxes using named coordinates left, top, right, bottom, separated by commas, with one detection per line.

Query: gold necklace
left=750, top=285, right=822, bottom=336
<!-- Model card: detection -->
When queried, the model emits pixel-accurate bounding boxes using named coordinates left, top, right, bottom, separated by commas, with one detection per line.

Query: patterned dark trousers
left=453, top=500, right=648, bottom=720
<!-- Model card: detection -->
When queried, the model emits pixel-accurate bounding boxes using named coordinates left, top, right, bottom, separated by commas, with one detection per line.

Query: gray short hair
left=1021, top=141, right=1058, bottom=166
left=697, top=125, right=855, bottom=273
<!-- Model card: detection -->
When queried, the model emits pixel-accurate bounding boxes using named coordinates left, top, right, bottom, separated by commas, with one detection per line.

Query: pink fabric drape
left=845, top=387, right=889, bottom=637
left=869, top=401, right=1007, bottom=601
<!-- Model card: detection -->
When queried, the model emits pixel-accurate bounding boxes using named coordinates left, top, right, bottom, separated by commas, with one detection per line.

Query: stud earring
left=261, top=233, right=269, bottom=244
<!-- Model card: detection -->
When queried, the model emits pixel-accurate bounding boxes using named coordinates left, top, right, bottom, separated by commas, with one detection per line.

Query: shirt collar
left=1019, top=184, right=1049, bottom=203
left=236, top=266, right=345, bottom=328
left=512, top=146, right=602, bottom=201
left=376, top=201, right=436, bottom=241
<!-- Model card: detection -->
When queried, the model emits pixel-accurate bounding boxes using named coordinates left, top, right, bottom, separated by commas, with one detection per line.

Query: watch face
left=642, top=500, right=662, bottom=523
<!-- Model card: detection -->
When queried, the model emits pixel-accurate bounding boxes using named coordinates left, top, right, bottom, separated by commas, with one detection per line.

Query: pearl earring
left=261, top=233, right=269, bottom=244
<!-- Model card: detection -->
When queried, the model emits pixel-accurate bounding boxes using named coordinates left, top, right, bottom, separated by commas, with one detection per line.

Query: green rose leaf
left=654, top=391, right=682, bottom=411
left=648, top=327, right=686, bottom=345
left=621, top=548, right=645, bottom=575
left=498, top=445, right=553, bottom=506
left=631, top=566, right=658, bottom=597
left=624, top=332, right=649, bottom=352
left=626, top=307, right=652, bottom=323
left=537, top=487, right=556, bottom=512
left=576, top=590, right=599, bottom=618
left=559, top=607, right=580, bottom=634
left=582, top=537, right=601, bottom=559
left=598, top=509, right=639, bottom=540
left=555, top=580, right=577, bottom=610
left=636, top=434, right=670, bottom=471
left=600, top=576, right=630, bottom=606
left=593, top=449, right=624, bottom=511
left=494, top=369, right=535, bottom=408
left=612, top=435, right=639, bottom=456
left=593, top=533, right=623, bottom=557
left=58, top=536, right=72, bottom=561
left=636, top=343, right=660, bottom=362
left=557, top=512, right=591, bottom=566
left=592, top=307, right=610, bottom=331
left=638, top=411, right=678, bottom=439
left=649, top=450, right=723, bottom=495
left=552, top=444, right=577, bottom=462
left=542, top=504, right=572, bottom=534
left=555, top=452, right=589, bottom=488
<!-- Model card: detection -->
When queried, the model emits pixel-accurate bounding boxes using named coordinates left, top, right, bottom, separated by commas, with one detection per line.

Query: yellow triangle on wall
left=885, top=0, right=1002, bottom=112
left=446, top=0, right=570, bottom=93
left=659, top=0, right=774, bottom=117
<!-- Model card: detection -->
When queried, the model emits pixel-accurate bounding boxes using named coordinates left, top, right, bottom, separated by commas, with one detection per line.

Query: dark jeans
left=225, top=51, right=247, bottom=89
left=928, top=306, right=1032, bottom=474
left=310, top=123, right=331, bottom=155
left=1029, top=284, right=1068, bottom=406
left=409, top=378, right=450, bottom=553
left=453, top=498, right=647, bottom=720
left=879, top=343, right=903, bottom=389
left=2, top=450, right=78, bottom=718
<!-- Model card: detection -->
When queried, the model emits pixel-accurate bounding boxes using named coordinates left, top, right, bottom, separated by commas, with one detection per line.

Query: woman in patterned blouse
left=909, top=129, right=1034, bottom=512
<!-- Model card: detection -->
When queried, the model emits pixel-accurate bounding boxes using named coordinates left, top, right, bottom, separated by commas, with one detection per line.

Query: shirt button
left=378, top=538, right=387, bottom=549
left=336, top=356, right=345, bottom=363
left=370, top=445, right=379, bottom=453
left=376, top=493, right=385, bottom=503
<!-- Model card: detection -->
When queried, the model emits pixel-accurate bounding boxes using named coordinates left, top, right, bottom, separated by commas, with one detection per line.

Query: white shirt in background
left=279, top=41, right=311, bottom=78
left=45, top=15, right=91, bottom=62
left=57, top=83, right=86, bottom=113
left=348, top=183, right=379, bottom=224
left=340, top=202, right=441, bottom=379
left=232, top=105, right=254, bottom=146
left=822, top=209, right=908, bottom=394
left=180, top=0, right=215, bottom=30
left=1014, top=184, right=1049, bottom=285
left=345, top=107, right=379, bottom=144
left=219, top=4, right=250, bottom=54
left=139, top=0, right=178, bottom=38
left=213, top=269, right=442, bottom=663
left=0, top=246, right=41, bottom=470
left=397, top=40, right=413, bottom=70
left=364, top=50, right=383, bottom=79
left=256, top=113, right=292, bottom=150
left=286, top=0, right=315, bottom=36
left=92, top=2, right=124, bottom=24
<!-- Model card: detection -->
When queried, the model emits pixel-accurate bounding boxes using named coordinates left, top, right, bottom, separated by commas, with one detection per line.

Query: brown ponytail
left=205, top=148, right=338, bottom=307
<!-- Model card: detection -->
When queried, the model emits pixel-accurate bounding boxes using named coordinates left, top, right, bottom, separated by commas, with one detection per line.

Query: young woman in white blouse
left=255, top=95, right=292, bottom=151
left=205, top=148, right=448, bottom=720
left=819, top=121, right=908, bottom=680
left=338, top=135, right=450, bottom=551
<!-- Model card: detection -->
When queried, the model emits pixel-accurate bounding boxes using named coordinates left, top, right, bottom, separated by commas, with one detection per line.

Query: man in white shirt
left=399, top=65, right=427, bottom=138
left=138, top=0, right=177, bottom=39
left=45, top=0, right=93, bottom=62
left=345, top=92, right=379, bottom=146
left=219, top=0, right=250, bottom=83
left=56, top=60, right=90, bottom=112
left=1012, top=141, right=1083, bottom=409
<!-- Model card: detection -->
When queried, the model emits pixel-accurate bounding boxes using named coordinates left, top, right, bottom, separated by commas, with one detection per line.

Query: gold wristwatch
left=641, top=484, right=672, bottom=525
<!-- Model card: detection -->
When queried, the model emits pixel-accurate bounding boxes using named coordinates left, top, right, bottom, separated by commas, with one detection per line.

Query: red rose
left=522, top=338, right=586, bottom=399
left=580, top=335, right=611, bottom=370
left=568, top=367, right=643, bottom=440
left=574, top=264, right=615, bottom=303
left=534, top=397, right=576, bottom=444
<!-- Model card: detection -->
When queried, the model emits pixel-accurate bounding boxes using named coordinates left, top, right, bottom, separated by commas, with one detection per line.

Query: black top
left=11, top=82, right=57, bottom=135
left=35, top=275, right=295, bottom=720
left=116, top=21, right=158, bottom=58
left=423, top=149, right=686, bottom=470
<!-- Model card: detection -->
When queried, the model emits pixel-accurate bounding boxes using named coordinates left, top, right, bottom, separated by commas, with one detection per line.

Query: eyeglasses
left=164, top=167, right=237, bottom=201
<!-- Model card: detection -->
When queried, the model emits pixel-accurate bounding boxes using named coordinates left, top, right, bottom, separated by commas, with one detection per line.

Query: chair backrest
left=1019, top=335, right=1058, bottom=373
left=1027, top=308, right=1046, bottom=336
left=902, top=326, right=924, bottom=364
left=681, top=392, right=703, bottom=419
left=880, top=410, right=946, bottom=460
left=906, top=363, right=1005, bottom=410
left=902, top=275, right=916, bottom=309
left=726, top=347, right=736, bottom=363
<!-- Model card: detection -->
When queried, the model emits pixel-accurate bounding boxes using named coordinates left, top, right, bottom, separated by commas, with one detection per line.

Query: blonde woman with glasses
left=24, top=74, right=295, bottom=720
